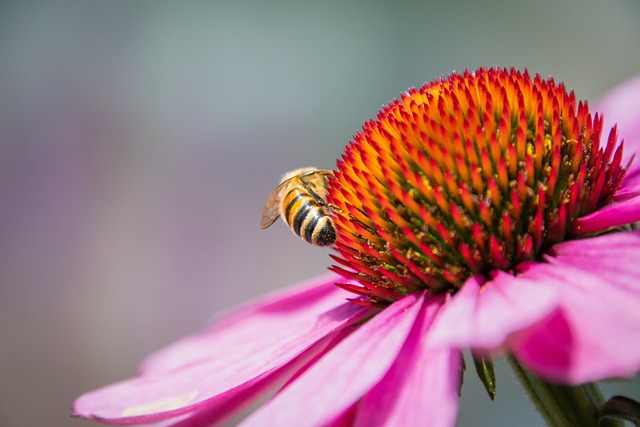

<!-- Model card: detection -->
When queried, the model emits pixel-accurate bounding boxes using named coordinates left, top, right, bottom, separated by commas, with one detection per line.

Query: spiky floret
left=328, top=67, right=627, bottom=305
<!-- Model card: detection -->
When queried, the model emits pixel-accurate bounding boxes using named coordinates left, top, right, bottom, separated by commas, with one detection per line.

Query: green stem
left=508, top=355, right=622, bottom=427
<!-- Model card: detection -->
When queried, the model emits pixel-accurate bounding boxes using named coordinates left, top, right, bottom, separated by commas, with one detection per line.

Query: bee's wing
left=260, top=179, right=292, bottom=229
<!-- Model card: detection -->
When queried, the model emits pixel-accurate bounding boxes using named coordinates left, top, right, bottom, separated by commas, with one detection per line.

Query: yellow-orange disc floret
left=328, top=67, right=627, bottom=305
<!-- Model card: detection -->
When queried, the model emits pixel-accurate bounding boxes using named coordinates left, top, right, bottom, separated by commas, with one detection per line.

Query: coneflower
left=74, top=68, right=640, bottom=427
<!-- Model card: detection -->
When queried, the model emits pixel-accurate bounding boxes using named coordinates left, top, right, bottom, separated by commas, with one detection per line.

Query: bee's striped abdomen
left=282, top=188, right=336, bottom=246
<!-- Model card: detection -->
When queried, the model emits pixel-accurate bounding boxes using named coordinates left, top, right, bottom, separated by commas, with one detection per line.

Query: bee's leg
left=299, top=177, right=351, bottom=215
left=325, top=203, right=345, bottom=214
left=326, top=203, right=361, bottom=222
left=326, top=203, right=379, bottom=236
left=299, top=174, right=363, bottom=224
left=299, top=176, right=325, bottom=204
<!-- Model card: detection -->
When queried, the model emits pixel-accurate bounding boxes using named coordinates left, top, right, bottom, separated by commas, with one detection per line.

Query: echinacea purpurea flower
left=73, top=68, right=640, bottom=427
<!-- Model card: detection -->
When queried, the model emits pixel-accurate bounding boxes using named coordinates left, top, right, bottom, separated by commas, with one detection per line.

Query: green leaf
left=473, top=354, right=496, bottom=400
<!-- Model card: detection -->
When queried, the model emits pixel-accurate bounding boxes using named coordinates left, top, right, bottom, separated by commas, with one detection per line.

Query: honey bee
left=261, top=167, right=337, bottom=246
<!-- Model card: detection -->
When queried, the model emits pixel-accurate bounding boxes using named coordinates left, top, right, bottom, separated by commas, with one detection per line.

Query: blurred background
left=1, top=1, right=639, bottom=426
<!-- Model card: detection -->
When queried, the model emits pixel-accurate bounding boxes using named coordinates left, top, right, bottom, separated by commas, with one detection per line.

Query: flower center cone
left=328, top=68, right=627, bottom=305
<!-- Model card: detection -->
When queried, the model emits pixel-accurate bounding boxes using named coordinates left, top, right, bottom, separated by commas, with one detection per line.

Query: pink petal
left=594, top=74, right=640, bottom=162
left=355, top=295, right=462, bottom=427
left=157, top=328, right=357, bottom=427
left=547, top=229, right=640, bottom=272
left=513, top=231, right=640, bottom=383
left=573, top=195, right=640, bottom=235
left=142, top=274, right=351, bottom=375
left=614, top=166, right=640, bottom=202
left=327, top=405, right=358, bottom=427
left=241, top=292, right=425, bottom=427
left=73, top=275, right=372, bottom=424
left=427, top=273, right=559, bottom=353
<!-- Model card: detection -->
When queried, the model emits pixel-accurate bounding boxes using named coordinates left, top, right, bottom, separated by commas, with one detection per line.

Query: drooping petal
left=142, top=274, right=350, bottom=375
left=594, top=74, right=640, bottom=163
left=155, top=327, right=357, bottom=427
left=355, top=295, right=462, bottom=427
left=427, top=273, right=559, bottom=353
left=241, top=292, right=425, bottom=427
left=73, top=275, right=372, bottom=424
left=513, top=231, right=640, bottom=383
left=326, top=404, right=358, bottom=427
left=573, top=195, right=640, bottom=235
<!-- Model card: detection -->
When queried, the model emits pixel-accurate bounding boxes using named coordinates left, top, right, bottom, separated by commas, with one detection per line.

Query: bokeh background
left=1, top=1, right=639, bottom=426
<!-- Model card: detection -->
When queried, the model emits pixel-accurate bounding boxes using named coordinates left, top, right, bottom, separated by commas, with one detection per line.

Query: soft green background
left=1, top=1, right=639, bottom=426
